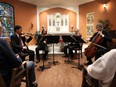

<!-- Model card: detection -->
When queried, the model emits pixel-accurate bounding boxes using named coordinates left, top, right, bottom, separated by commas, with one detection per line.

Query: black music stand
left=38, top=36, right=51, bottom=71
left=62, top=35, right=76, bottom=63
left=39, top=51, right=51, bottom=71
left=71, top=36, right=86, bottom=70
left=46, top=35, right=60, bottom=65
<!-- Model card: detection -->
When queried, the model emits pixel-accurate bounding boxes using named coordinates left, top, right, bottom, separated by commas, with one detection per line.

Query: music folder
left=73, top=36, right=86, bottom=43
left=62, top=35, right=76, bottom=43
left=44, top=35, right=59, bottom=44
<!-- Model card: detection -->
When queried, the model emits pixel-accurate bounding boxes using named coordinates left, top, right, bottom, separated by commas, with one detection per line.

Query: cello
left=84, top=32, right=106, bottom=58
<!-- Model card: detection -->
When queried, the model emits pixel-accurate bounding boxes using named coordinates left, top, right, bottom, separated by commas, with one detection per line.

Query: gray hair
left=96, top=23, right=103, bottom=27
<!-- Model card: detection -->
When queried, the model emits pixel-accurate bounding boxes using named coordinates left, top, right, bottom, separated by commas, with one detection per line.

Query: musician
left=35, top=28, right=48, bottom=63
left=0, top=26, right=38, bottom=87
left=85, top=23, right=112, bottom=65
left=63, top=30, right=82, bottom=58
left=10, top=25, right=35, bottom=62
left=87, top=49, right=116, bottom=87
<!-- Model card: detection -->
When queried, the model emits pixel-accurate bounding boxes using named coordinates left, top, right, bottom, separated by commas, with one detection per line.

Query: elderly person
left=85, top=23, right=112, bottom=65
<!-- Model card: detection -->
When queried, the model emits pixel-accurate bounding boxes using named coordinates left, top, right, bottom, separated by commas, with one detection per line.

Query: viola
left=84, top=32, right=103, bottom=58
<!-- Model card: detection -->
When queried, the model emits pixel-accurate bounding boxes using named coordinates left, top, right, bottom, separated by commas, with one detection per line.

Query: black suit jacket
left=0, top=38, right=22, bottom=85
left=90, top=31, right=112, bottom=49
left=10, top=33, right=32, bottom=54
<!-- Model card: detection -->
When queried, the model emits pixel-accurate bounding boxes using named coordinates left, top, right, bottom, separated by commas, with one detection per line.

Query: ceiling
left=19, top=0, right=94, bottom=7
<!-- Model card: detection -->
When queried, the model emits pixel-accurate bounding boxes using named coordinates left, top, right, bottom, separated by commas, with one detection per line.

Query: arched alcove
left=39, top=7, right=77, bottom=34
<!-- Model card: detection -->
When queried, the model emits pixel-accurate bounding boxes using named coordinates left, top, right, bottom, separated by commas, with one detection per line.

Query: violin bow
left=91, top=42, right=107, bottom=49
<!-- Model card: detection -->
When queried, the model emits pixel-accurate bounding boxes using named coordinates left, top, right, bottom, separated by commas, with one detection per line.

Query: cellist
left=85, top=23, right=112, bottom=65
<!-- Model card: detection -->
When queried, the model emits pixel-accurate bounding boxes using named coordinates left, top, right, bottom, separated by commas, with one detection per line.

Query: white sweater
left=87, top=49, right=116, bottom=87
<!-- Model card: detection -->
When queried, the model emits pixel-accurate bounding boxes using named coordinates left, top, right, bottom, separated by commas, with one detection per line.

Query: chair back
left=0, top=61, right=29, bottom=87
left=81, top=67, right=99, bottom=87
left=10, top=61, right=29, bottom=87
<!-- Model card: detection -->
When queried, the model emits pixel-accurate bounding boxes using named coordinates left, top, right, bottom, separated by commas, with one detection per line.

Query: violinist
left=10, top=25, right=35, bottom=62
left=85, top=23, right=112, bottom=65
left=35, top=28, right=48, bottom=63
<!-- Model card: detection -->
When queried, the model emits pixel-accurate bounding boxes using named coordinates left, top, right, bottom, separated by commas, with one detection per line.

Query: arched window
left=0, top=2, right=14, bottom=37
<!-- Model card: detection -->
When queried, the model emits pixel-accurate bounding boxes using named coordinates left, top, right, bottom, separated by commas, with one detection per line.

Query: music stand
left=74, top=36, right=86, bottom=43
left=38, top=36, right=51, bottom=71
left=71, top=36, right=86, bottom=70
left=62, top=35, right=76, bottom=63
left=39, top=51, right=51, bottom=71
left=46, top=35, right=60, bottom=65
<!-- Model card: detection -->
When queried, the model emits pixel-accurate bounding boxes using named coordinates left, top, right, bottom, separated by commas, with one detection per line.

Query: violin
left=20, top=32, right=35, bottom=37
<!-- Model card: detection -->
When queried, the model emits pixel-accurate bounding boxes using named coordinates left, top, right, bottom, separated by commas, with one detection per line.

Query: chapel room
left=0, top=0, right=116, bottom=87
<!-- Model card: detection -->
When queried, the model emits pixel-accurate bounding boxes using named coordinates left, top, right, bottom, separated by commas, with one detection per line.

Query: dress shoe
left=36, top=59, right=40, bottom=63
left=34, top=64, right=37, bottom=67
left=62, top=55, right=69, bottom=57
left=31, top=82, right=38, bottom=87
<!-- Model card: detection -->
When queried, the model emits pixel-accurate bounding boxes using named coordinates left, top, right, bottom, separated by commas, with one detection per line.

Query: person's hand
left=98, top=31, right=104, bottom=37
left=86, top=38, right=90, bottom=43
left=16, top=54, right=20, bottom=58
left=23, top=46, right=27, bottom=50
left=43, top=41, right=46, bottom=44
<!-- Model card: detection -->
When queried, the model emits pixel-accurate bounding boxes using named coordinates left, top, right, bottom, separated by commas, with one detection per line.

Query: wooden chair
left=81, top=67, right=116, bottom=87
left=81, top=67, right=99, bottom=87
left=0, top=61, right=30, bottom=87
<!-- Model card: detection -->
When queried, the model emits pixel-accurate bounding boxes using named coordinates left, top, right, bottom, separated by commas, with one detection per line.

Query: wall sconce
left=97, top=0, right=110, bottom=11
left=103, top=4, right=107, bottom=10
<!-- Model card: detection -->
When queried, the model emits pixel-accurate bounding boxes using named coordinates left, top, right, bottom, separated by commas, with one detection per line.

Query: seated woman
left=87, top=49, right=116, bottom=87
left=35, top=28, right=48, bottom=63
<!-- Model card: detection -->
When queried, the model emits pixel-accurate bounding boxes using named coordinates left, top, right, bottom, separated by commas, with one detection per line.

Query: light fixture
left=97, top=0, right=110, bottom=11
left=103, top=4, right=107, bottom=11
left=103, top=4, right=107, bottom=9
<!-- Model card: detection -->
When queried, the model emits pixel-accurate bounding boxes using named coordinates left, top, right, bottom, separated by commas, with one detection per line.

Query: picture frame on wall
left=86, top=12, right=94, bottom=37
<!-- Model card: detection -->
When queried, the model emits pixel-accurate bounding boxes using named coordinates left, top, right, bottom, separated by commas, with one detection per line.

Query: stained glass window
left=0, top=2, right=14, bottom=37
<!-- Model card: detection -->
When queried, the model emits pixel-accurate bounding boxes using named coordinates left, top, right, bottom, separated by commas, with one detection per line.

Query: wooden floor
left=22, top=54, right=86, bottom=87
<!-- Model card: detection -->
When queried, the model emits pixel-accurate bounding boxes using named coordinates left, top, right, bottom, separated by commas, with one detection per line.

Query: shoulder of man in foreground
left=87, top=49, right=116, bottom=80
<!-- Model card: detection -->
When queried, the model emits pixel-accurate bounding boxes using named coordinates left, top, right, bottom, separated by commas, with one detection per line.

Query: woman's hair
left=41, top=29, right=47, bottom=35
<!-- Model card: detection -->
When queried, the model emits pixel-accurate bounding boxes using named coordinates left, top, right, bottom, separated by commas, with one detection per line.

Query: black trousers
left=18, top=49, right=34, bottom=61
left=35, top=45, right=48, bottom=61
left=69, top=44, right=81, bottom=58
